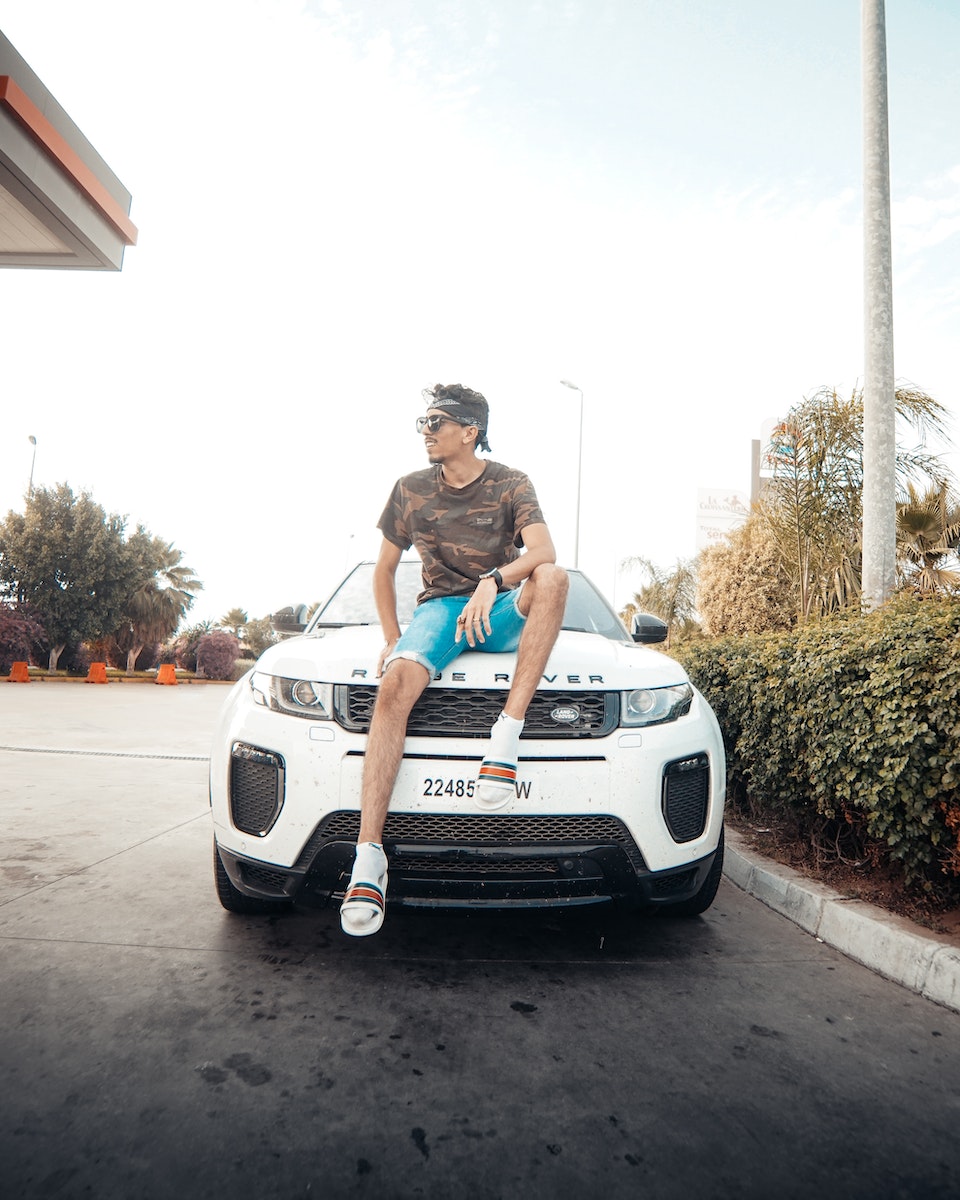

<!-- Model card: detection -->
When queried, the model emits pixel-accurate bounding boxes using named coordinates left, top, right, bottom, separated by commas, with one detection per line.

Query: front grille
left=296, top=811, right=646, bottom=873
left=662, top=754, right=710, bottom=842
left=230, top=743, right=284, bottom=836
left=396, top=855, right=560, bottom=876
left=334, top=686, right=617, bottom=739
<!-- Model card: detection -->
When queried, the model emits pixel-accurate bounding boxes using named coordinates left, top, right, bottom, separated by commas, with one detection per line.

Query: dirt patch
left=728, top=808, right=960, bottom=949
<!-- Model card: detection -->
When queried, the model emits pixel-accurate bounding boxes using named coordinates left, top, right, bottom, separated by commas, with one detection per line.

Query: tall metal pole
left=861, top=0, right=897, bottom=610
left=27, top=435, right=37, bottom=498
left=750, top=439, right=761, bottom=506
left=560, top=380, right=583, bottom=567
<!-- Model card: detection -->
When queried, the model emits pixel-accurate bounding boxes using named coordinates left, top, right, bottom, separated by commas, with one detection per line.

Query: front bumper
left=215, top=810, right=720, bottom=912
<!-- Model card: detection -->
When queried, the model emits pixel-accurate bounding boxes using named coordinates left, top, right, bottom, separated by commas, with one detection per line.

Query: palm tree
left=896, top=483, right=960, bottom=597
left=114, top=534, right=203, bottom=673
left=220, top=608, right=249, bottom=640
left=620, top=557, right=699, bottom=645
left=758, top=385, right=954, bottom=620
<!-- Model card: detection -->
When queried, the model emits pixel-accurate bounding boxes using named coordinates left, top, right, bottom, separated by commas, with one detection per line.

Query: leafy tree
left=112, top=531, right=203, bottom=673
left=697, top=519, right=795, bottom=635
left=895, top=483, right=960, bottom=597
left=620, top=556, right=699, bottom=645
left=196, top=631, right=239, bottom=680
left=0, top=485, right=142, bottom=670
left=220, top=608, right=248, bottom=640
left=0, top=603, right=46, bottom=674
left=243, top=616, right=278, bottom=659
left=758, top=385, right=953, bottom=621
left=60, top=642, right=92, bottom=677
left=174, top=620, right=216, bottom=671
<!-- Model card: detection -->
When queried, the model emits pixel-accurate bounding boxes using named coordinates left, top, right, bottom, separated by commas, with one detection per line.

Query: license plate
left=420, top=775, right=534, bottom=800
left=421, top=775, right=478, bottom=800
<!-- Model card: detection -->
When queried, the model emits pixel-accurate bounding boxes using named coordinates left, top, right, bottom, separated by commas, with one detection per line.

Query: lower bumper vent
left=230, top=742, right=285, bottom=836
left=662, top=754, right=710, bottom=842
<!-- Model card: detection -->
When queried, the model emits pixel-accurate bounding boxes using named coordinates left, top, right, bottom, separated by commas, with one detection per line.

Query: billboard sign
left=696, top=489, right=750, bottom=550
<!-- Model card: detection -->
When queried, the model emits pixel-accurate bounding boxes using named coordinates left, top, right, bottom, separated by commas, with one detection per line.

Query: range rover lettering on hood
left=349, top=668, right=605, bottom=684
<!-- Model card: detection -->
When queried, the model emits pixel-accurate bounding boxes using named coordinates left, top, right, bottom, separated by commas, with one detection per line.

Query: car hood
left=253, top=626, right=689, bottom=690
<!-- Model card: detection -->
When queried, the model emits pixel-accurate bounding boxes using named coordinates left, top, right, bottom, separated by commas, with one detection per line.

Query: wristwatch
left=478, top=568, right=503, bottom=590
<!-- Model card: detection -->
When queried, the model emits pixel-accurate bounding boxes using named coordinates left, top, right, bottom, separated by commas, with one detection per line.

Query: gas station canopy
left=0, top=30, right=137, bottom=271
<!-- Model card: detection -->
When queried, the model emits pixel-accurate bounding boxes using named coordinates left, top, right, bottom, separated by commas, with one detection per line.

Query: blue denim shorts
left=385, top=588, right=527, bottom=678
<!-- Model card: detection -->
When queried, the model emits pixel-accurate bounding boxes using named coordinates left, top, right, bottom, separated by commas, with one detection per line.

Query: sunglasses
left=416, top=414, right=474, bottom=435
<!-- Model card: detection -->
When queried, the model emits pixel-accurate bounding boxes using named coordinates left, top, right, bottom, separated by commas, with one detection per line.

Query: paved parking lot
left=2, top=682, right=960, bottom=1200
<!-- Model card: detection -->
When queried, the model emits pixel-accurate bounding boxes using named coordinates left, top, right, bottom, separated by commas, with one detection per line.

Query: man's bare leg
left=341, top=658, right=429, bottom=936
left=477, top=564, right=568, bottom=808
left=503, top=564, right=569, bottom=718
left=358, top=659, right=430, bottom=842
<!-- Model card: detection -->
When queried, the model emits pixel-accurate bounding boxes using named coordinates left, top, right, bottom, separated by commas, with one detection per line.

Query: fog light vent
left=662, top=753, right=709, bottom=842
left=230, top=742, right=285, bottom=836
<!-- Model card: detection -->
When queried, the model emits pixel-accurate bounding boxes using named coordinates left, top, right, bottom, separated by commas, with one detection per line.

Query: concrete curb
left=724, top=827, right=960, bottom=1014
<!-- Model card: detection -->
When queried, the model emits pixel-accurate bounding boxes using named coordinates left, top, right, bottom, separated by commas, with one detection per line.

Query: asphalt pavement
left=726, top=828, right=960, bottom=1014
left=2, top=680, right=960, bottom=1199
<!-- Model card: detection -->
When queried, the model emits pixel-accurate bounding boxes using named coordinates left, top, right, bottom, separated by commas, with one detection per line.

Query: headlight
left=620, top=683, right=693, bottom=727
left=250, top=672, right=334, bottom=720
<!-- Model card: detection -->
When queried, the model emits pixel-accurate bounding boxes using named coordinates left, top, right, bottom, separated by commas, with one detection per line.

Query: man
left=340, top=383, right=569, bottom=937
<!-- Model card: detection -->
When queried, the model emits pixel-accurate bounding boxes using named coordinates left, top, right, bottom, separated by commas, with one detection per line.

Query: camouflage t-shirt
left=378, top=461, right=545, bottom=603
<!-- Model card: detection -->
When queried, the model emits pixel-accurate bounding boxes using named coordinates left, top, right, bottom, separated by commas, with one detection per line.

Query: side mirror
left=270, top=604, right=310, bottom=636
left=631, top=612, right=668, bottom=644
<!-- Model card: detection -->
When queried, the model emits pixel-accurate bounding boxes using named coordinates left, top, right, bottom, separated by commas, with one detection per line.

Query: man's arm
left=372, top=537, right=404, bottom=675
left=456, top=521, right=558, bottom=645
left=501, top=522, right=556, bottom=587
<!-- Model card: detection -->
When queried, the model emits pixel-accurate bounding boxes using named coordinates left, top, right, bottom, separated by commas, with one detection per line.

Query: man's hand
left=455, top=577, right=498, bottom=647
left=377, top=638, right=399, bottom=677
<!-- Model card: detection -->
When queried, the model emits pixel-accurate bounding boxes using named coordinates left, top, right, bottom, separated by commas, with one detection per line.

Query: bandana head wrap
left=422, top=384, right=491, bottom=453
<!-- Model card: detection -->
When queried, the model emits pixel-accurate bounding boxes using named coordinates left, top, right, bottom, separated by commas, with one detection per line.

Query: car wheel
left=660, top=825, right=724, bottom=917
left=213, top=841, right=291, bottom=915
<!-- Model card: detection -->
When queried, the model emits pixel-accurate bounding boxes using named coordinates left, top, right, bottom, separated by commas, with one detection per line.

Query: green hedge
left=673, top=597, right=960, bottom=889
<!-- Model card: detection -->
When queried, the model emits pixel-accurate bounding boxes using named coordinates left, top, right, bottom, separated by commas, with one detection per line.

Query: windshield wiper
left=311, top=621, right=371, bottom=629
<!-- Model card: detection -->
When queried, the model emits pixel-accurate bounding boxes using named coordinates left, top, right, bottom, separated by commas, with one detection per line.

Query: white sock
left=477, top=713, right=524, bottom=809
left=340, top=841, right=388, bottom=937
left=351, top=841, right=386, bottom=883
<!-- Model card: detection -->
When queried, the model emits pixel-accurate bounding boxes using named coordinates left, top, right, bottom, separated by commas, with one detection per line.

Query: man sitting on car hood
left=340, top=382, right=569, bottom=937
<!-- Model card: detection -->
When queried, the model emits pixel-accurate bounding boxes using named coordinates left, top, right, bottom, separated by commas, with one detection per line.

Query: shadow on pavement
left=210, top=900, right=722, bottom=967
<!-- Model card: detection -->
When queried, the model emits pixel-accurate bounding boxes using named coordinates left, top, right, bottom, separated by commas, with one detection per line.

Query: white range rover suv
left=210, top=562, right=725, bottom=919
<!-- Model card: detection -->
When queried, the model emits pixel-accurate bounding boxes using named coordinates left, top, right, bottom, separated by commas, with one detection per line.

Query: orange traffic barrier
left=86, top=662, right=108, bottom=684
left=156, top=663, right=178, bottom=685
left=8, top=661, right=30, bottom=683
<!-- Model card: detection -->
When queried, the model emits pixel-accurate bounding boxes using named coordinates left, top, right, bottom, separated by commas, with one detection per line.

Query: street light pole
left=27, top=435, right=37, bottom=498
left=560, top=380, right=583, bottom=568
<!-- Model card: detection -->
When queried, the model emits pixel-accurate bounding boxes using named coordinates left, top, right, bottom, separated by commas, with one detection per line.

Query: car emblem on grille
left=551, top=705, right=580, bottom=724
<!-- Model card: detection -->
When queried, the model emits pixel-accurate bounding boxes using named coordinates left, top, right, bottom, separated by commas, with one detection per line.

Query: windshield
left=308, top=562, right=632, bottom=643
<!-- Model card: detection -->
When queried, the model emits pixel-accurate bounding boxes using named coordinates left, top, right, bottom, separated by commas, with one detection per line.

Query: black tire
left=659, top=825, right=724, bottom=917
left=213, top=841, right=291, bottom=915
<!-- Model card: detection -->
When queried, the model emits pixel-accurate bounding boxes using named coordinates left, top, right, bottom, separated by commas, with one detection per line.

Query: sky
left=1, top=0, right=958, bottom=624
